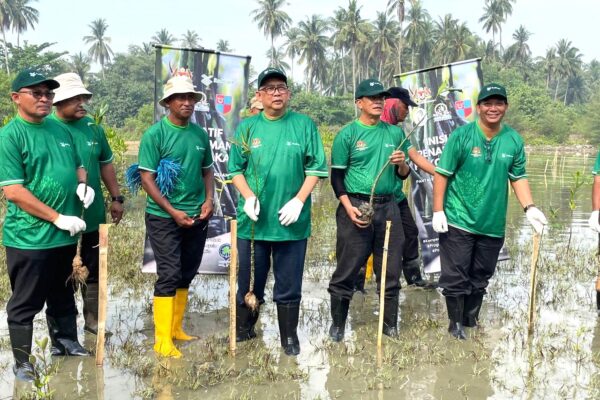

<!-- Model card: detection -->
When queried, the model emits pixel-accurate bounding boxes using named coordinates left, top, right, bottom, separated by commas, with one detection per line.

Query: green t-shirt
left=593, top=151, right=600, bottom=175
left=228, top=111, right=328, bottom=241
left=138, top=117, right=214, bottom=218
left=0, top=115, right=82, bottom=249
left=331, top=120, right=411, bottom=196
left=49, top=113, right=114, bottom=232
left=435, top=121, right=527, bottom=238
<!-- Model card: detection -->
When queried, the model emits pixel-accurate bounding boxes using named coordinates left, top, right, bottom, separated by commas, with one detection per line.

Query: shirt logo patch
left=196, top=145, right=204, bottom=151
left=471, top=146, right=481, bottom=158
left=86, top=141, right=98, bottom=147
left=384, top=143, right=395, bottom=148
left=356, top=140, right=368, bottom=151
left=251, top=138, right=262, bottom=149
left=59, top=142, right=71, bottom=148
left=286, top=141, right=300, bottom=147
left=501, top=153, right=513, bottom=158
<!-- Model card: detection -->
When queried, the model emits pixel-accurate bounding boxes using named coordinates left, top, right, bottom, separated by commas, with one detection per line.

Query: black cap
left=387, top=87, right=418, bottom=107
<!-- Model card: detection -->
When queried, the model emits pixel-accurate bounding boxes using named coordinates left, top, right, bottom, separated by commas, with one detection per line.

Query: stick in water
left=596, top=231, right=600, bottom=315
left=229, top=220, right=238, bottom=356
left=96, top=224, right=109, bottom=366
left=377, top=221, right=392, bottom=368
left=527, top=232, right=542, bottom=336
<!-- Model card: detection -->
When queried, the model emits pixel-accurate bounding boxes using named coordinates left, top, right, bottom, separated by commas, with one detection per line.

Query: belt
left=348, top=193, right=392, bottom=204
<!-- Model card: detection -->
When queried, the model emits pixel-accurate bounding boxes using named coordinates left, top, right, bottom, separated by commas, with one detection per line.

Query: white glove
left=432, top=211, right=448, bottom=233
left=278, top=197, right=304, bottom=226
left=589, top=210, right=600, bottom=233
left=76, top=183, right=95, bottom=209
left=243, top=196, right=260, bottom=222
left=53, top=214, right=86, bottom=236
left=526, top=206, right=547, bottom=235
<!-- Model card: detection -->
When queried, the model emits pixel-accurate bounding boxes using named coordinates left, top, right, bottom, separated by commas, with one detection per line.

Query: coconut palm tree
left=216, top=39, right=232, bottom=52
left=265, top=46, right=290, bottom=72
left=370, top=12, right=399, bottom=82
left=10, top=0, right=38, bottom=47
left=505, top=25, right=531, bottom=68
left=83, top=18, right=114, bottom=77
left=479, top=0, right=503, bottom=48
left=339, top=0, right=370, bottom=98
left=69, top=52, right=91, bottom=83
left=404, top=0, right=430, bottom=69
left=386, top=0, right=405, bottom=72
left=283, top=27, right=301, bottom=82
left=251, top=0, right=291, bottom=65
left=152, top=28, right=175, bottom=46
left=554, top=39, right=583, bottom=104
left=432, top=14, right=458, bottom=64
left=181, top=30, right=201, bottom=49
left=329, top=8, right=349, bottom=94
left=296, top=14, right=329, bottom=92
left=494, top=0, right=516, bottom=48
left=0, top=0, right=13, bottom=72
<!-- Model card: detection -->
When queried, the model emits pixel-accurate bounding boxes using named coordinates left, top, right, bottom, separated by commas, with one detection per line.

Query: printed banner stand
left=141, top=45, right=250, bottom=274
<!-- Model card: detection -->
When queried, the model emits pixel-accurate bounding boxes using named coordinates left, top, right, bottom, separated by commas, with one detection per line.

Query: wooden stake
left=377, top=221, right=392, bottom=368
left=229, top=220, right=238, bottom=356
left=527, top=232, right=542, bottom=336
left=96, top=224, right=110, bottom=366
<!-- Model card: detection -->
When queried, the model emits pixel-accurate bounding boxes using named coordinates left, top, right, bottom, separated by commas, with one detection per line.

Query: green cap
left=355, top=78, right=390, bottom=99
left=477, top=83, right=507, bottom=103
left=12, top=68, right=59, bottom=92
left=257, top=67, right=287, bottom=88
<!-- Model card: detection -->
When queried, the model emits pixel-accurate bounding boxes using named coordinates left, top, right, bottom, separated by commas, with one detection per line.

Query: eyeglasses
left=18, top=89, right=55, bottom=100
left=259, top=85, right=288, bottom=95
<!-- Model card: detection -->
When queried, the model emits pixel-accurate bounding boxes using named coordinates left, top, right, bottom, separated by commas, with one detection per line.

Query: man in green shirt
left=228, top=67, right=327, bottom=356
left=588, top=152, right=600, bottom=233
left=328, top=79, right=410, bottom=341
left=432, top=83, right=547, bottom=340
left=138, top=75, right=214, bottom=358
left=51, top=72, right=124, bottom=336
left=1, top=69, right=94, bottom=381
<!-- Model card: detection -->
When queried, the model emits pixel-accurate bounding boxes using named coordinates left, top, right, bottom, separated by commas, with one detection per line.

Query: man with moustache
left=0, top=69, right=94, bottom=381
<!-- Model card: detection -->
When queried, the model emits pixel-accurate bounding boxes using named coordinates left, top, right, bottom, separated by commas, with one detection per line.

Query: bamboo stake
left=96, top=224, right=110, bottom=366
left=596, top=232, right=600, bottom=315
left=377, top=221, right=392, bottom=368
left=527, top=232, right=542, bottom=336
left=229, top=220, right=238, bottom=356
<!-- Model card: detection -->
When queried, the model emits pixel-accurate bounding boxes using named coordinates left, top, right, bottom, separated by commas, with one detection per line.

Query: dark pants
left=398, top=198, right=419, bottom=262
left=438, top=225, right=504, bottom=296
left=145, top=213, right=208, bottom=297
left=6, top=245, right=78, bottom=325
left=236, top=238, right=307, bottom=305
left=329, top=196, right=405, bottom=300
left=81, top=230, right=99, bottom=284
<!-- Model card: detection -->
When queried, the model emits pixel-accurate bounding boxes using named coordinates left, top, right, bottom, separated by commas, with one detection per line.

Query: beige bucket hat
left=53, top=72, right=92, bottom=104
left=159, top=75, right=203, bottom=107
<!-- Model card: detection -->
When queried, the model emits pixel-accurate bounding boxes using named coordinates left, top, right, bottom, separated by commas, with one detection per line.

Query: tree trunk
left=352, top=46, right=357, bottom=98
left=270, top=36, right=275, bottom=65
left=563, top=79, right=569, bottom=105
left=553, top=76, right=560, bottom=101
left=341, top=49, right=347, bottom=95
left=1, top=28, right=9, bottom=74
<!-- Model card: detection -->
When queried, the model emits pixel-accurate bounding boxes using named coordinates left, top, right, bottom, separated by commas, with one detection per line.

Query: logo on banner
left=433, top=103, right=452, bottom=122
left=216, top=94, right=232, bottom=114
left=219, top=243, right=231, bottom=261
left=409, top=86, right=432, bottom=104
left=455, top=100, right=473, bottom=118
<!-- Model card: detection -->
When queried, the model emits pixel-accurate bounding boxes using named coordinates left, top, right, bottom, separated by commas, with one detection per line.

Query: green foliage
left=0, top=72, right=14, bottom=123
left=289, top=92, right=354, bottom=126
left=26, top=337, right=58, bottom=399
left=0, top=42, right=68, bottom=77
left=119, top=102, right=153, bottom=140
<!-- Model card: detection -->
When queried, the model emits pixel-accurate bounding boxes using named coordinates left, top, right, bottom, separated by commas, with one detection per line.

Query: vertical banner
left=142, top=45, right=250, bottom=274
left=396, top=59, right=484, bottom=274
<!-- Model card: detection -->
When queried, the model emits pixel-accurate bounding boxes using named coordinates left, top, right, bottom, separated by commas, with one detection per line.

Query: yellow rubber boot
left=153, top=296, right=182, bottom=358
left=172, top=289, right=198, bottom=341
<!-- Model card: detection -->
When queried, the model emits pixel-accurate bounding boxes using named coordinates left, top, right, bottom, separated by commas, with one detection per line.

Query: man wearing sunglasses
left=229, top=67, right=327, bottom=356
left=432, top=83, right=547, bottom=340
left=0, top=69, right=95, bottom=381
left=50, top=73, right=123, bottom=339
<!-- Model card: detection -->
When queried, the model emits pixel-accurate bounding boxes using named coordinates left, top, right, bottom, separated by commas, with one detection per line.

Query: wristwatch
left=111, top=195, right=125, bottom=204
left=523, top=203, right=536, bottom=213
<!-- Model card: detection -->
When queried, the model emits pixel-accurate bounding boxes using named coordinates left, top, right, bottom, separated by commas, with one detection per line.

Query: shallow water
left=2, top=152, right=600, bottom=399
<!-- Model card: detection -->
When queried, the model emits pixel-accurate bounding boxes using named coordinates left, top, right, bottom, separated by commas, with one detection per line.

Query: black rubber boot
left=329, top=296, right=350, bottom=342
left=82, top=283, right=99, bottom=334
left=354, top=266, right=366, bottom=293
left=277, top=303, right=300, bottom=356
left=9, top=324, right=35, bottom=382
left=236, top=305, right=259, bottom=342
left=403, top=258, right=436, bottom=288
left=463, top=292, right=484, bottom=328
left=382, top=296, right=399, bottom=338
left=46, top=315, right=89, bottom=356
left=445, top=296, right=467, bottom=340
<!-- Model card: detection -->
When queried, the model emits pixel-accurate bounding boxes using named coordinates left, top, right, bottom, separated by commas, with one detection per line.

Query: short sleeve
left=508, top=139, right=527, bottom=181
left=304, top=120, right=328, bottom=178
left=138, top=129, right=160, bottom=173
left=227, top=122, right=249, bottom=179
left=435, top=130, right=462, bottom=177
left=0, top=133, right=25, bottom=186
left=331, top=128, right=350, bottom=170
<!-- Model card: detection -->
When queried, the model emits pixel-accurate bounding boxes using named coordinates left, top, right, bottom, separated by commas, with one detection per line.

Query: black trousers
left=6, top=245, right=78, bottom=325
left=145, top=213, right=208, bottom=297
left=329, top=196, right=405, bottom=300
left=398, top=199, right=419, bottom=262
left=236, top=238, right=307, bottom=306
left=438, top=225, right=504, bottom=296
left=81, top=230, right=99, bottom=284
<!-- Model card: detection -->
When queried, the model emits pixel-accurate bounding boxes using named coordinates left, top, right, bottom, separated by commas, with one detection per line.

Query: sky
left=11, top=0, right=599, bottom=78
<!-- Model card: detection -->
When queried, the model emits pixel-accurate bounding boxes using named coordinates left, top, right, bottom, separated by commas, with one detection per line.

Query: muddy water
left=2, top=152, right=600, bottom=399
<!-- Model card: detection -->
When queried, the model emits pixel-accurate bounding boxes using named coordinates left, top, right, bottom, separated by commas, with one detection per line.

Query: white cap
left=53, top=73, right=92, bottom=104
